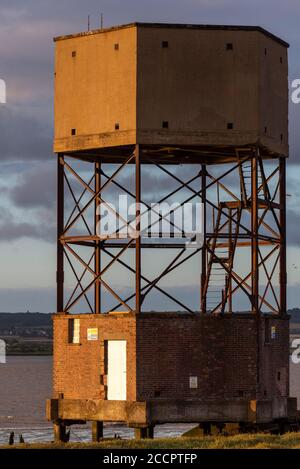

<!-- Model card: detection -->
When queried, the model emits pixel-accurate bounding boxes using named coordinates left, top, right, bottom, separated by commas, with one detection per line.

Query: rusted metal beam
left=104, top=247, right=198, bottom=313
left=95, top=161, right=101, bottom=314
left=279, top=157, right=287, bottom=315
left=251, top=149, right=259, bottom=314
left=57, top=154, right=64, bottom=313
left=135, top=145, right=141, bottom=313
left=201, top=165, right=207, bottom=313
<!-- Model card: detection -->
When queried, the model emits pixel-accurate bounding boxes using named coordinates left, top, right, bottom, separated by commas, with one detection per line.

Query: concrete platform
left=47, top=396, right=297, bottom=427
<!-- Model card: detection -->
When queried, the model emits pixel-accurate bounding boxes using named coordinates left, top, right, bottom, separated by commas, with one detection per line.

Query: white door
left=107, top=340, right=127, bottom=401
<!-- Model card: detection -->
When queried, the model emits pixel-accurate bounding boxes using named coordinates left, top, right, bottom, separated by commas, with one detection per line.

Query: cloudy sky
left=0, top=0, right=300, bottom=312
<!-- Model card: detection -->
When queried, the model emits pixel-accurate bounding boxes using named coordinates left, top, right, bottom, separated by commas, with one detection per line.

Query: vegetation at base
left=4, top=433, right=300, bottom=449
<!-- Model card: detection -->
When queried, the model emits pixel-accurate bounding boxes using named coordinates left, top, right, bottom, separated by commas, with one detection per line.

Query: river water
left=0, top=356, right=299, bottom=444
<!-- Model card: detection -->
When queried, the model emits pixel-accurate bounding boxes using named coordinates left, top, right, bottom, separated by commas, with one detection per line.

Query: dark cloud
left=0, top=106, right=52, bottom=161
left=10, top=163, right=56, bottom=208
left=0, top=200, right=55, bottom=241
left=0, top=221, right=43, bottom=241
left=1, top=0, right=300, bottom=310
left=0, top=0, right=300, bottom=166
left=287, top=209, right=300, bottom=247
left=0, top=214, right=55, bottom=242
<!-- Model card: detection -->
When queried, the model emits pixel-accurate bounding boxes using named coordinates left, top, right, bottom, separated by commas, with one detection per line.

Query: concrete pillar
left=92, top=421, right=103, bottom=442
left=200, top=422, right=211, bottom=436
left=147, top=426, right=154, bottom=439
left=134, top=426, right=154, bottom=439
left=54, top=421, right=66, bottom=443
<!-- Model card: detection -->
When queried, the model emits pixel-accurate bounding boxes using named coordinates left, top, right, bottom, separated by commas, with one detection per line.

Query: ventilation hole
left=72, top=51, right=76, bottom=58
left=265, top=48, right=267, bottom=55
left=281, top=133, right=284, bottom=141
left=227, top=123, right=234, bottom=130
left=154, top=390, right=161, bottom=398
left=280, top=57, right=283, bottom=64
left=71, top=129, right=76, bottom=136
left=115, top=123, right=120, bottom=130
left=238, top=390, right=244, bottom=397
left=226, top=43, right=233, bottom=50
left=277, top=372, right=281, bottom=381
left=114, top=43, right=119, bottom=51
left=162, top=121, right=169, bottom=129
left=264, top=126, right=268, bottom=134
left=162, top=41, right=169, bottom=48
left=264, top=390, right=267, bottom=396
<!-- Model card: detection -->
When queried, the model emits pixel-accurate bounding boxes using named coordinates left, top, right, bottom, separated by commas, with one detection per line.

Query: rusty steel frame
left=56, top=144, right=287, bottom=316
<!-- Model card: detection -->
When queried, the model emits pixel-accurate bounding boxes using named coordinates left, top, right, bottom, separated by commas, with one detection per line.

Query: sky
left=0, top=0, right=300, bottom=312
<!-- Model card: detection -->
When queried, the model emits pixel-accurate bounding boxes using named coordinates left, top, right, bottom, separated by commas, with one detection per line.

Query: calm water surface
left=0, top=356, right=195, bottom=443
left=0, top=356, right=300, bottom=444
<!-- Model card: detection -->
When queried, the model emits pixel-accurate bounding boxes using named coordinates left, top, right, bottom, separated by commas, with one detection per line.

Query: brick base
left=50, top=312, right=292, bottom=424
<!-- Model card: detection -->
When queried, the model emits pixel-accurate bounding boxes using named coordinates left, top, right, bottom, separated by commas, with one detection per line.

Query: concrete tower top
left=54, top=22, right=289, bottom=158
left=54, top=23, right=289, bottom=47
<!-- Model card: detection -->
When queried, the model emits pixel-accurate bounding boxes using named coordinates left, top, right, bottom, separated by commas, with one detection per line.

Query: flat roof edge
left=53, top=22, right=289, bottom=48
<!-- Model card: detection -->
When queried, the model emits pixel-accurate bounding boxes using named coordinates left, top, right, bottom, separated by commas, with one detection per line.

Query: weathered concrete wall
left=53, top=23, right=288, bottom=156
left=258, top=34, right=289, bottom=155
left=136, top=26, right=288, bottom=155
left=54, top=25, right=137, bottom=152
left=137, top=28, right=263, bottom=148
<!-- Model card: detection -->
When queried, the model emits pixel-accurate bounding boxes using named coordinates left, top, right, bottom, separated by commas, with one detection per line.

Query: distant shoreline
left=6, top=353, right=52, bottom=357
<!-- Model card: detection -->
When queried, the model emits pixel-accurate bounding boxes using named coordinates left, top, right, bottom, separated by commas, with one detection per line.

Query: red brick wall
left=52, top=313, right=289, bottom=403
left=259, top=316, right=290, bottom=399
left=52, top=313, right=137, bottom=400
left=136, top=314, right=289, bottom=401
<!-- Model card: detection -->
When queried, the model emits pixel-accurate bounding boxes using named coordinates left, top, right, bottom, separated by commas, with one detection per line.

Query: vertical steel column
left=201, top=165, right=207, bottom=313
left=57, top=154, right=64, bottom=313
left=228, top=207, right=233, bottom=314
left=251, top=148, right=259, bottom=314
left=135, top=145, right=141, bottom=313
left=95, top=161, right=101, bottom=314
left=252, top=149, right=260, bottom=394
left=279, top=156, right=287, bottom=316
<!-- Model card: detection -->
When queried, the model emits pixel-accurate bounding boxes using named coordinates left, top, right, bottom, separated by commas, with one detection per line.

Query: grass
left=4, top=433, right=300, bottom=449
